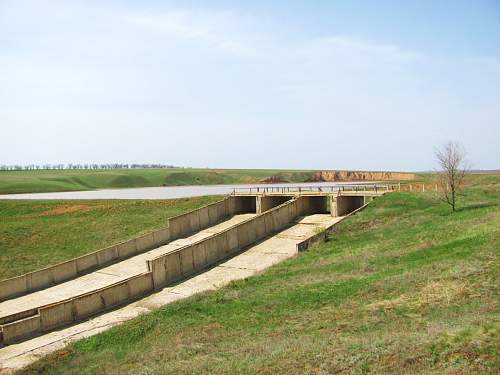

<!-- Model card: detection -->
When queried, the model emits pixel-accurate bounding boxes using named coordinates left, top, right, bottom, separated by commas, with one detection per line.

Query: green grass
left=0, top=196, right=221, bottom=279
left=0, top=168, right=316, bottom=194
left=18, top=176, right=499, bottom=374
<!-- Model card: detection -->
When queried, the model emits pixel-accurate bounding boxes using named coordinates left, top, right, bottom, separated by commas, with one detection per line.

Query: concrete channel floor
left=0, top=214, right=256, bottom=322
left=0, top=214, right=343, bottom=372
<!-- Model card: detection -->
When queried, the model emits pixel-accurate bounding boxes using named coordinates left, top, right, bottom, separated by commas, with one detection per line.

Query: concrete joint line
left=258, top=250, right=294, bottom=256
left=95, top=271, right=120, bottom=277
left=276, top=234, right=307, bottom=240
left=167, top=290, right=187, bottom=296
left=217, top=265, right=256, bottom=271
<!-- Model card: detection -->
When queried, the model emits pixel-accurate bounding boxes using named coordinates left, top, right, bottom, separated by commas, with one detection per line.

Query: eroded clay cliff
left=309, top=170, right=415, bottom=182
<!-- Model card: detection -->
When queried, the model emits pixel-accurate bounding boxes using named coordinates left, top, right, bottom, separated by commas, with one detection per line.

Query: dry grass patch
left=39, top=204, right=97, bottom=216
left=367, top=280, right=473, bottom=312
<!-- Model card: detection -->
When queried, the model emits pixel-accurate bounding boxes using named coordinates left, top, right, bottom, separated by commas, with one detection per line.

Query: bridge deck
left=231, top=183, right=395, bottom=196
left=233, top=190, right=386, bottom=197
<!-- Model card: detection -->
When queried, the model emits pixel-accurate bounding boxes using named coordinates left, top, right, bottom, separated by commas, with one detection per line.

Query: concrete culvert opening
left=301, top=196, right=329, bottom=215
left=234, top=196, right=257, bottom=213
left=332, top=195, right=365, bottom=216
left=257, top=196, right=294, bottom=213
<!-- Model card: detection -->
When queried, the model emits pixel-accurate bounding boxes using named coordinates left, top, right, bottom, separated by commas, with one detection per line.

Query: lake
left=0, top=181, right=378, bottom=200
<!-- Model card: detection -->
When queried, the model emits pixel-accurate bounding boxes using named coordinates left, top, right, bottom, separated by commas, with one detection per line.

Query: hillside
left=18, top=177, right=499, bottom=374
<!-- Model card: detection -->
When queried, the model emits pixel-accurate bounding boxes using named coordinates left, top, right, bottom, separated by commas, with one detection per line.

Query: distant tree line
left=0, top=164, right=178, bottom=171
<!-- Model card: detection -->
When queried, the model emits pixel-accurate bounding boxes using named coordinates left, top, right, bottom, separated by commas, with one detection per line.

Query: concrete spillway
left=0, top=189, right=383, bottom=371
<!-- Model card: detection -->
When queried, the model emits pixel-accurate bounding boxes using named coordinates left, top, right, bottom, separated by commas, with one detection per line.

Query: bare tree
left=434, top=141, right=468, bottom=212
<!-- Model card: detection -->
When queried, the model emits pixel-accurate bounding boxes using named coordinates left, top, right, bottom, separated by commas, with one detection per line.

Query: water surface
left=0, top=182, right=378, bottom=200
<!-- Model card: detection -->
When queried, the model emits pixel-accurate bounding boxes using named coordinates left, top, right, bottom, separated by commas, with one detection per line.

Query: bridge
left=232, top=183, right=393, bottom=216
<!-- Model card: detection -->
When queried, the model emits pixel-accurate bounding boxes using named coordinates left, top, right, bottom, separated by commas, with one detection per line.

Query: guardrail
left=231, top=183, right=399, bottom=195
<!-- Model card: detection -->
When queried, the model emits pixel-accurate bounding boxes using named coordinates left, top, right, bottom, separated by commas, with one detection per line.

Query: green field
left=0, top=168, right=316, bottom=194
left=18, top=176, right=499, bottom=374
left=0, top=196, right=221, bottom=279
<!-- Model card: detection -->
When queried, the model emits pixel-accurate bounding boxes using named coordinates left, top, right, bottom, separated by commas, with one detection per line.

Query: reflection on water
left=0, top=182, right=376, bottom=200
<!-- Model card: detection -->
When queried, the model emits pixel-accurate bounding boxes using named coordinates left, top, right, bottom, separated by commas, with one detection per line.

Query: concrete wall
left=0, top=227, right=170, bottom=303
left=0, top=272, right=155, bottom=346
left=331, top=195, right=365, bottom=216
left=0, top=315, right=41, bottom=345
left=147, top=196, right=313, bottom=289
left=168, top=196, right=245, bottom=239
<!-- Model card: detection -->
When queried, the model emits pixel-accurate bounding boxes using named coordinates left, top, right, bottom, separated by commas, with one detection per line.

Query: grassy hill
left=0, top=196, right=221, bottom=279
left=19, top=177, right=499, bottom=374
left=0, top=169, right=315, bottom=194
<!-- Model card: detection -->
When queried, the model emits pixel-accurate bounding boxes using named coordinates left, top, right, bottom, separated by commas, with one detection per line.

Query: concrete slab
left=295, top=214, right=344, bottom=225
left=276, top=224, right=321, bottom=240
left=248, top=237, right=299, bottom=255
left=221, top=250, right=291, bottom=272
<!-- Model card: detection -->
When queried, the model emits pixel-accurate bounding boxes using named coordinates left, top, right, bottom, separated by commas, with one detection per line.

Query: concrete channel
left=0, top=187, right=385, bottom=372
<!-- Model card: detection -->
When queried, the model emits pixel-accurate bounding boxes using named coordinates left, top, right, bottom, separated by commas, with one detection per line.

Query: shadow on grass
left=436, top=201, right=495, bottom=216
left=457, top=202, right=496, bottom=212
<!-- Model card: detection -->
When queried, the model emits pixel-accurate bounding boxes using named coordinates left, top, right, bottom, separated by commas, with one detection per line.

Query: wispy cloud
left=122, top=10, right=256, bottom=56
left=294, top=35, right=422, bottom=70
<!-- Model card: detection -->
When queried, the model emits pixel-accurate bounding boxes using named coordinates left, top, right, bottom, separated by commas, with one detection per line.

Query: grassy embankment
left=0, top=169, right=316, bottom=194
left=0, top=196, right=221, bottom=280
left=19, top=176, right=499, bottom=374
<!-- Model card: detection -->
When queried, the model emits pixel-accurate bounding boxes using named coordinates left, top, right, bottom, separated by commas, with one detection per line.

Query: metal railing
left=231, top=183, right=399, bottom=195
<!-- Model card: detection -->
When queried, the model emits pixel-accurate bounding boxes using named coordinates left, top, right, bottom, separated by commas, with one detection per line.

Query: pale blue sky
left=1, top=0, right=499, bottom=170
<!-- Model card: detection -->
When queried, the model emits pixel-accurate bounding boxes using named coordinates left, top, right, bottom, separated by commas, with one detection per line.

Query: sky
left=1, top=0, right=499, bottom=171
